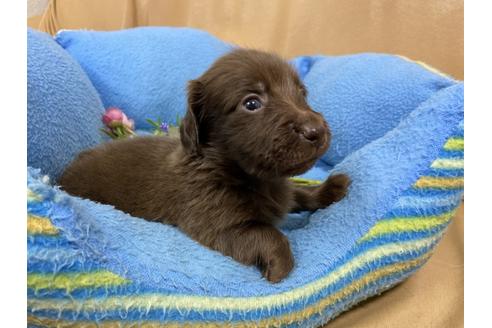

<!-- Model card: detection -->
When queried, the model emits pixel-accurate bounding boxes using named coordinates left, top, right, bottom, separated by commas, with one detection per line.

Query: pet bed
left=27, top=27, right=464, bottom=327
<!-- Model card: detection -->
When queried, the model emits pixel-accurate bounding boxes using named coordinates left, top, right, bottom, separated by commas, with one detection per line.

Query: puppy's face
left=180, top=49, right=330, bottom=179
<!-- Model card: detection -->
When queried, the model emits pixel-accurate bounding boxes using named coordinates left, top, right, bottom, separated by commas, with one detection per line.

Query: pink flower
left=102, top=107, right=124, bottom=126
left=101, top=107, right=136, bottom=139
left=122, top=115, right=135, bottom=130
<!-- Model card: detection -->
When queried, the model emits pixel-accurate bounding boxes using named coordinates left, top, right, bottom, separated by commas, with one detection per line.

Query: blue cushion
left=27, top=27, right=464, bottom=327
left=27, top=28, right=105, bottom=181
left=291, top=55, right=455, bottom=166
left=55, top=27, right=232, bottom=129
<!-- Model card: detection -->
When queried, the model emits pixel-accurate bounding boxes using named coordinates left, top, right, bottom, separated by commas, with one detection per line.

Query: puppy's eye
left=242, top=97, right=263, bottom=111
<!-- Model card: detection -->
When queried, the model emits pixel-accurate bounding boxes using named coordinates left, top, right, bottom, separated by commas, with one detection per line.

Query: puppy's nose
left=299, top=125, right=324, bottom=143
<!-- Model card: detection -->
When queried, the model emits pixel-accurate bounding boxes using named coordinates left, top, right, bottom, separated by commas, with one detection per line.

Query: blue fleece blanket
left=27, top=27, right=464, bottom=327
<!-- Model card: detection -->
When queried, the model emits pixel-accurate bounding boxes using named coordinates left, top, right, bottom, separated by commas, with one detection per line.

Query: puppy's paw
left=261, top=237, right=294, bottom=283
left=262, top=253, right=294, bottom=283
left=319, top=173, right=351, bottom=206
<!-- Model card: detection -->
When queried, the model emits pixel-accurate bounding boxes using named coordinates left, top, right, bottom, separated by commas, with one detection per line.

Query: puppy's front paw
left=261, top=237, right=294, bottom=283
left=319, top=173, right=351, bottom=206
left=262, top=253, right=294, bottom=283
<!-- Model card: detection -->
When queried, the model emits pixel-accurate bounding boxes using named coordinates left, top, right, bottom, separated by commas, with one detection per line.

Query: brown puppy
left=60, top=49, right=350, bottom=283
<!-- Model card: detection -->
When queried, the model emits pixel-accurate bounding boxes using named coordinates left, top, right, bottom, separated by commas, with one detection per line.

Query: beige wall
left=29, top=0, right=463, bottom=79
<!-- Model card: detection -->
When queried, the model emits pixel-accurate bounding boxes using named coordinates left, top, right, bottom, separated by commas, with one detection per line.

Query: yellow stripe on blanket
left=360, top=210, right=455, bottom=242
left=27, top=254, right=430, bottom=328
left=27, top=234, right=441, bottom=313
left=431, top=158, right=464, bottom=169
left=444, top=137, right=464, bottom=151
left=27, top=214, right=58, bottom=236
left=414, top=176, right=464, bottom=189
left=396, top=55, right=451, bottom=79
left=27, top=188, right=42, bottom=202
left=28, top=271, right=130, bottom=291
left=254, top=253, right=431, bottom=327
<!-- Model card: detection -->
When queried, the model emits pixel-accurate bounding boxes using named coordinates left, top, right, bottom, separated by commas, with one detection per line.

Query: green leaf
left=146, top=118, right=160, bottom=128
left=115, top=127, right=124, bottom=137
left=101, top=128, right=114, bottom=138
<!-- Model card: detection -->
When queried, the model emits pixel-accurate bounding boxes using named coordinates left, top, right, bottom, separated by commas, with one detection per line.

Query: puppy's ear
left=180, top=80, right=204, bottom=154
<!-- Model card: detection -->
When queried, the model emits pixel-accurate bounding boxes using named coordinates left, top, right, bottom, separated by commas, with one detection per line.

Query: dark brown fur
left=59, top=49, right=350, bottom=283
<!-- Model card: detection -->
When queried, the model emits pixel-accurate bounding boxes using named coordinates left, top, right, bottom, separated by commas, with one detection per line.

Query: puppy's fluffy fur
left=60, top=49, right=350, bottom=282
